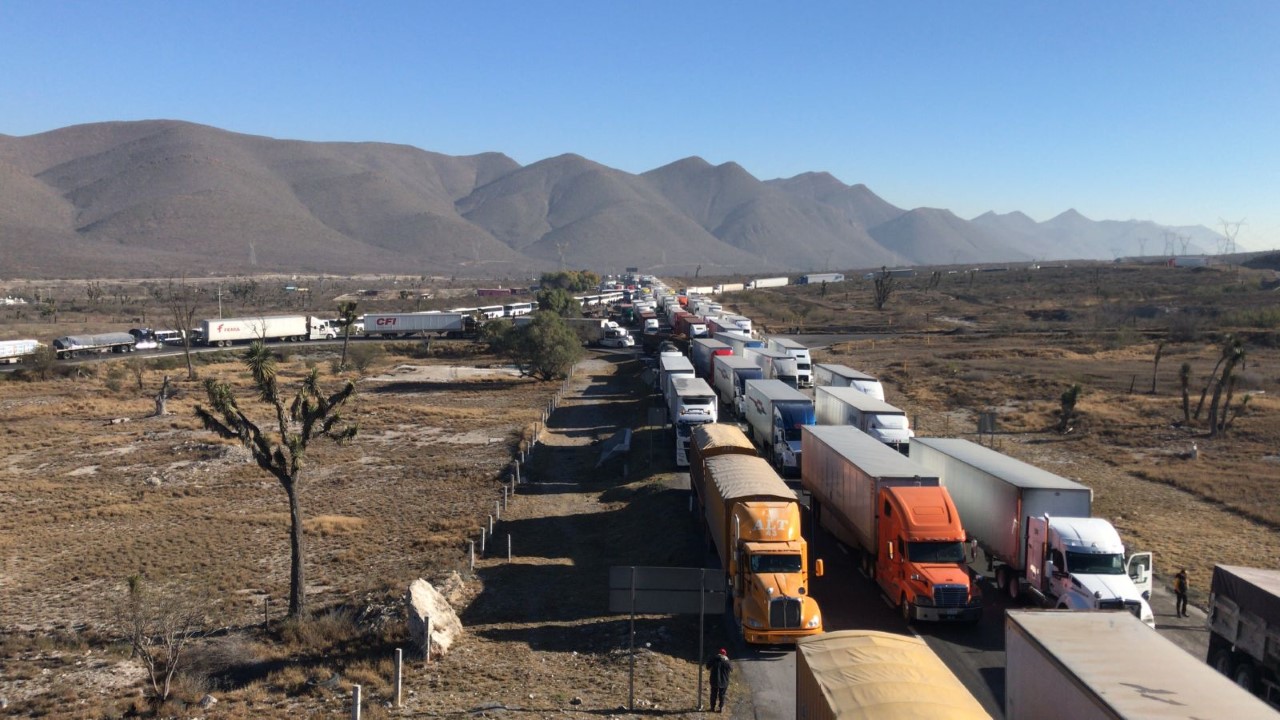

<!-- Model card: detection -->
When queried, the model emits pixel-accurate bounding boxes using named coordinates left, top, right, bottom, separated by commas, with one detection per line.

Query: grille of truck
left=770, top=597, right=802, bottom=628
left=933, top=585, right=969, bottom=608
left=1097, top=598, right=1143, bottom=619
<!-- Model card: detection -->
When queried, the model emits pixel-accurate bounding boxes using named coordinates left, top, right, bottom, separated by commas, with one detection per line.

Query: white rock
left=199, top=694, right=218, bottom=708
left=405, top=577, right=463, bottom=659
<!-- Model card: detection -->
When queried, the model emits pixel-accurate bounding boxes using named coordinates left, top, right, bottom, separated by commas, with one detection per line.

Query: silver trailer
left=815, top=386, right=914, bottom=453
left=1207, top=565, right=1280, bottom=703
left=767, top=337, right=812, bottom=387
left=52, top=332, right=136, bottom=359
left=910, top=437, right=1091, bottom=571
left=659, top=354, right=694, bottom=403
left=1006, top=610, right=1275, bottom=719
left=364, top=312, right=471, bottom=337
left=801, top=425, right=938, bottom=560
left=745, top=346, right=798, bottom=388
left=711, top=354, right=763, bottom=417
left=198, top=315, right=332, bottom=346
left=0, top=339, right=40, bottom=363
left=813, top=363, right=885, bottom=400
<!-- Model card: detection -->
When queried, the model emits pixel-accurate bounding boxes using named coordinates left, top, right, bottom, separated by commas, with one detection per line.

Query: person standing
left=705, top=647, right=732, bottom=713
left=1175, top=569, right=1189, bottom=617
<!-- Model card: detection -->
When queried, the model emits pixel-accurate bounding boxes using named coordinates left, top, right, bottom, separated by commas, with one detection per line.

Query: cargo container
left=796, top=630, right=990, bottom=720
left=812, top=363, right=886, bottom=401
left=745, top=346, right=799, bottom=388
left=815, top=386, right=913, bottom=453
left=743, top=379, right=813, bottom=476
left=911, top=438, right=1154, bottom=626
left=0, top=339, right=41, bottom=363
left=717, top=330, right=764, bottom=357
left=802, top=425, right=981, bottom=622
left=698, top=454, right=823, bottom=644
left=659, top=354, right=695, bottom=403
left=197, top=315, right=333, bottom=346
left=1006, top=610, right=1274, bottom=719
left=798, top=273, right=846, bottom=284
left=748, top=276, right=789, bottom=289
left=1207, top=565, right=1280, bottom=704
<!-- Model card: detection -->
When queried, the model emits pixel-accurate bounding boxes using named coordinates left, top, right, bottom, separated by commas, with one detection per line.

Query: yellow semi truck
left=697, top=451, right=824, bottom=644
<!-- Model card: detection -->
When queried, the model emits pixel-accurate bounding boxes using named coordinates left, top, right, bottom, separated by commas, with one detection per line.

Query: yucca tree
left=336, top=301, right=359, bottom=370
left=195, top=342, right=357, bottom=618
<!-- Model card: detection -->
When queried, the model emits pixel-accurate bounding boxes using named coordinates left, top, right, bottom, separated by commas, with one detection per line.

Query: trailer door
left=1127, top=552, right=1153, bottom=597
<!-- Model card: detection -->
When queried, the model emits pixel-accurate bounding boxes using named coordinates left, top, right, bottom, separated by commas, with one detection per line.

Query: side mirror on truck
left=814, top=559, right=824, bottom=577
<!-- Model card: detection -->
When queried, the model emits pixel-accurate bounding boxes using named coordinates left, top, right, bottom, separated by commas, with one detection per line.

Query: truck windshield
left=1066, top=551, right=1126, bottom=574
left=907, top=541, right=966, bottom=563
left=749, top=554, right=802, bottom=573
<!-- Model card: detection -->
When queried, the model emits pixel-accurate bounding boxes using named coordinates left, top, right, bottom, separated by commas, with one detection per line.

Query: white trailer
left=767, top=338, right=813, bottom=387
left=711, top=354, right=763, bottom=418
left=1006, top=610, right=1275, bottom=720
left=659, top=354, right=694, bottom=403
left=745, top=346, right=799, bottom=388
left=198, top=315, right=333, bottom=347
left=911, top=437, right=1154, bottom=626
left=0, top=339, right=41, bottom=364
left=717, top=330, right=764, bottom=357
left=748, top=276, right=789, bottom=289
left=744, top=379, right=814, bottom=476
left=815, top=386, right=913, bottom=453
left=364, top=312, right=475, bottom=337
left=1207, top=565, right=1280, bottom=703
left=799, top=273, right=845, bottom=284
left=813, top=363, right=885, bottom=400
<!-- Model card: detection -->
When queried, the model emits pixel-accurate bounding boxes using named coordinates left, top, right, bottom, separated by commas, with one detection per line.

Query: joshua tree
left=195, top=342, right=357, bottom=618
left=1057, top=383, right=1083, bottom=433
left=335, top=300, right=359, bottom=370
left=873, top=268, right=896, bottom=311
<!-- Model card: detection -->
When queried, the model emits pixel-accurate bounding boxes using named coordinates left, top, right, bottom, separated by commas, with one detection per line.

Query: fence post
left=469, top=540, right=475, bottom=572
left=394, top=648, right=403, bottom=708
left=480, top=528, right=486, bottom=555
left=351, top=684, right=361, bottom=720
left=507, top=533, right=512, bottom=563
left=425, top=617, right=433, bottom=663
left=495, top=500, right=501, bottom=521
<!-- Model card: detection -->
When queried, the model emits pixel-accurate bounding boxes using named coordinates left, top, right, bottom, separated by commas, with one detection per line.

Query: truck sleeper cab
left=877, top=486, right=983, bottom=623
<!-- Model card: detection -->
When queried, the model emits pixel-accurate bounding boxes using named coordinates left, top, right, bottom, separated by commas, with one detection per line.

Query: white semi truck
left=365, top=311, right=478, bottom=338
left=743, top=379, right=814, bottom=477
left=815, top=386, right=914, bottom=453
left=813, top=362, right=886, bottom=400
left=197, top=315, right=335, bottom=346
left=1006, top=610, right=1274, bottom=719
left=745, top=346, right=799, bottom=388
left=911, top=437, right=1155, bottom=626
left=668, top=376, right=718, bottom=468
left=711, top=354, right=764, bottom=418
left=766, top=337, right=812, bottom=387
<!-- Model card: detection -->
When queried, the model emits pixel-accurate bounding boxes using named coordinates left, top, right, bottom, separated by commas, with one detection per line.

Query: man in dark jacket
left=705, top=648, right=732, bottom=712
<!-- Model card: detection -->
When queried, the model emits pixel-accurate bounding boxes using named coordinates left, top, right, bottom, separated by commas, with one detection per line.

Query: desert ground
left=2, top=261, right=1279, bottom=717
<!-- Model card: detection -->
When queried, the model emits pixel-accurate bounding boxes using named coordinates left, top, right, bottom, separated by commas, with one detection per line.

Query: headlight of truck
left=745, top=618, right=763, bottom=629
left=807, top=615, right=821, bottom=628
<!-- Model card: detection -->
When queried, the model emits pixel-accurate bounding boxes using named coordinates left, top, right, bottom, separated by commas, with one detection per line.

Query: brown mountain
left=0, top=120, right=1222, bottom=278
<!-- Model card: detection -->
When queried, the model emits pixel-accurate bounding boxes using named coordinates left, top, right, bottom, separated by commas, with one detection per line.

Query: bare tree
left=163, top=276, right=202, bottom=380
left=153, top=375, right=172, bottom=417
left=1206, top=337, right=1246, bottom=437
left=1057, top=383, right=1083, bottom=433
left=1149, top=342, right=1164, bottom=394
left=336, top=301, right=359, bottom=370
left=873, top=267, right=896, bottom=311
left=195, top=342, right=357, bottom=618
left=1179, top=362, right=1192, bottom=424
left=121, top=575, right=205, bottom=705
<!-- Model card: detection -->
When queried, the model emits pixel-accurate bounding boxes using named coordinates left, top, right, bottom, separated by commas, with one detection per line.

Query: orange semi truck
left=802, top=425, right=982, bottom=623
left=695, top=451, right=824, bottom=644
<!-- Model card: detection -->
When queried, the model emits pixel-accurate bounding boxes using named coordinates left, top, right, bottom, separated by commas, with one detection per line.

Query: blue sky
left=2, top=1, right=1276, bottom=248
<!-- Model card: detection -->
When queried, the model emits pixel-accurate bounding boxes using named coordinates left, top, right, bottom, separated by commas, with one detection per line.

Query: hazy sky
left=2, top=2, right=1276, bottom=248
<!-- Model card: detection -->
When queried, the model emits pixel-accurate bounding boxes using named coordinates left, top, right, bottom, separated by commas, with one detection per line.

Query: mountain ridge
left=0, top=120, right=1224, bottom=278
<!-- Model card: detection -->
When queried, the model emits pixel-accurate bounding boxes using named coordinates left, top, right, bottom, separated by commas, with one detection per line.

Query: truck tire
left=900, top=595, right=912, bottom=623
left=1006, top=570, right=1021, bottom=602
left=996, top=566, right=1010, bottom=593
left=1233, top=662, right=1258, bottom=693
left=1211, top=649, right=1234, bottom=677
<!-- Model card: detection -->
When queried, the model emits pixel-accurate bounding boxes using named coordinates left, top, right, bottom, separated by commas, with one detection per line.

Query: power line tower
left=1219, top=218, right=1245, bottom=256
left=555, top=241, right=570, bottom=270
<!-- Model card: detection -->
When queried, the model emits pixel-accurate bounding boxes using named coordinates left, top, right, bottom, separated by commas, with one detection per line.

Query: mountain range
left=0, top=120, right=1224, bottom=278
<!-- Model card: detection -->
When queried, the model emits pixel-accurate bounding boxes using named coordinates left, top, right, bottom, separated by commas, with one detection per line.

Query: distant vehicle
left=745, top=346, right=799, bottom=388
left=552, top=318, right=635, bottom=348
left=743, top=379, right=813, bottom=476
left=815, top=386, right=913, bottom=453
left=711, top=354, right=764, bottom=419
left=0, top=339, right=41, bottom=364
left=766, top=338, right=812, bottom=387
left=690, top=338, right=732, bottom=378
left=503, top=301, right=534, bottom=317
left=53, top=332, right=138, bottom=359
left=197, top=315, right=334, bottom=347
left=363, top=312, right=478, bottom=339
left=667, top=377, right=717, bottom=467
left=813, top=363, right=886, bottom=400
left=798, top=272, right=845, bottom=284
left=747, top=276, right=789, bottom=289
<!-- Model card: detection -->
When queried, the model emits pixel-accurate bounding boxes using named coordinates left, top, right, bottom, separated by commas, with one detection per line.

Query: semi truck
left=910, top=437, right=1155, bottom=626
left=690, top=338, right=732, bottom=378
left=669, top=377, right=718, bottom=468
left=659, top=354, right=694, bottom=402
left=802, top=425, right=982, bottom=622
left=0, top=339, right=41, bottom=364
left=815, top=386, right=914, bottom=454
left=553, top=317, right=634, bottom=347
left=743, top=379, right=814, bottom=477
left=745, top=346, right=799, bottom=388
left=717, top=329, right=764, bottom=357
left=748, top=276, right=789, bottom=289
left=813, top=363, right=886, bottom=401
left=197, top=315, right=334, bottom=346
left=766, top=337, right=812, bottom=387
left=1207, top=565, right=1280, bottom=704
left=365, top=312, right=479, bottom=339
left=52, top=332, right=138, bottom=359
left=696, top=454, right=823, bottom=644
left=689, top=424, right=756, bottom=500
left=796, top=631, right=991, bottom=720
left=711, top=354, right=763, bottom=418
left=1006, top=610, right=1274, bottom=719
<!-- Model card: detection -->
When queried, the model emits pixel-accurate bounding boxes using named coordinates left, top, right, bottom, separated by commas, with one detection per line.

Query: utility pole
left=1219, top=218, right=1245, bottom=256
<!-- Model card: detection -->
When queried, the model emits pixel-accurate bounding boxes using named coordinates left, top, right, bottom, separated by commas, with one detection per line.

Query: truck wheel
left=1006, top=572, right=1021, bottom=602
left=900, top=595, right=912, bottom=623
left=1211, top=649, right=1234, bottom=677
left=995, top=566, right=1009, bottom=593
left=1233, top=662, right=1258, bottom=693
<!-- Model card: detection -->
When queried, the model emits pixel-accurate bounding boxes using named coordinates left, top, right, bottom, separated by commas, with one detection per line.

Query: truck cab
left=876, top=486, right=983, bottom=622
left=727, top=500, right=824, bottom=644
left=861, top=412, right=914, bottom=454
left=771, top=402, right=813, bottom=477
left=1025, top=516, right=1155, bottom=627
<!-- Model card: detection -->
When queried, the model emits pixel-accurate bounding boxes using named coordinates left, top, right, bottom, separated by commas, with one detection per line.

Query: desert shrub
left=13, top=345, right=58, bottom=381
left=348, top=343, right=385, bottom=372
left=104, top=364, right=127, bottom=392
left=279, top=607, right=359, bottom=652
